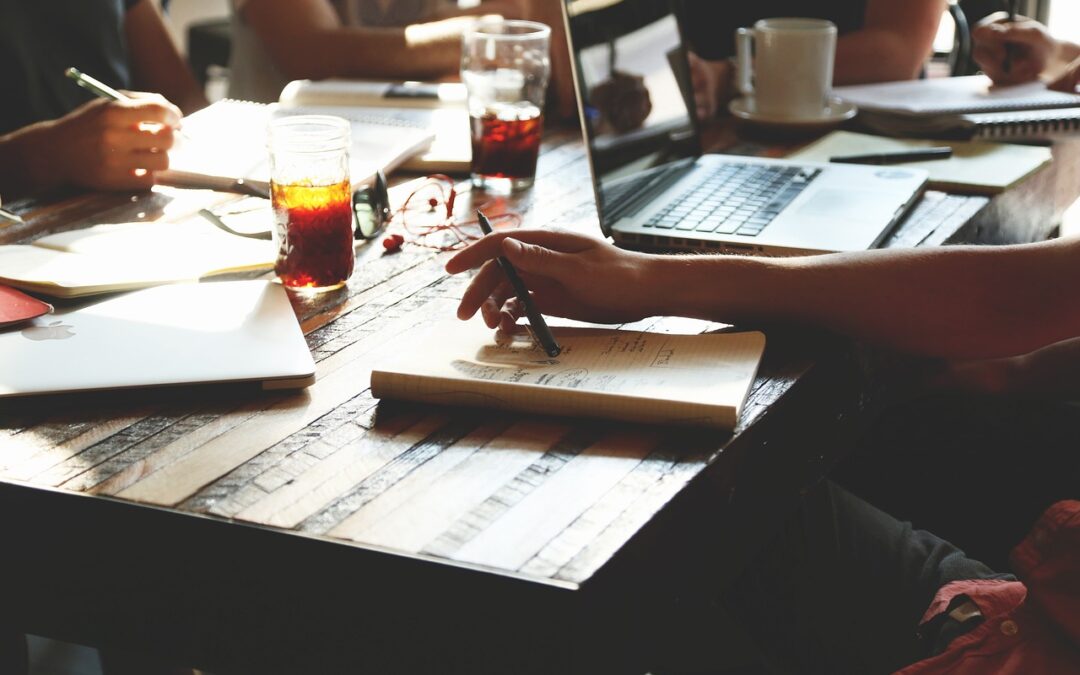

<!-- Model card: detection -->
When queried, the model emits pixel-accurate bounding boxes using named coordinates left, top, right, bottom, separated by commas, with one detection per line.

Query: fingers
left=445, top=228, right=597, bottom=274
left=500, top=237, right=576, bottom=278
left=1049, top=61, right=1080, bottom=93
left=103, top=97, right=182, bottom=129
left=458, top=259, right=506, bottom=320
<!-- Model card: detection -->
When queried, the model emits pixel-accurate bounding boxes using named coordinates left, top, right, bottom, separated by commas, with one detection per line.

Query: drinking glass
left=268, top=115, right=355, bottom=292
left=461, top=20, right=551, bottom=194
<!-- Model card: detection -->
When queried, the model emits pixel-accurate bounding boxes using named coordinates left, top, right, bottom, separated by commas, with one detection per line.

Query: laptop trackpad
left=794, top=189, right=895, bottom=221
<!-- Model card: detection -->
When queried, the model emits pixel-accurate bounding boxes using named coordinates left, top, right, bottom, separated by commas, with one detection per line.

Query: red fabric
left=894, top=500, right=1080, bottom=675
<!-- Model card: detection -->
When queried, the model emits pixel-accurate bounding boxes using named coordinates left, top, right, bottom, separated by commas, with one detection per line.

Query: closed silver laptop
left=0, top=280, right=315, bottom=398
left=561, top=1, right=927, bottom=255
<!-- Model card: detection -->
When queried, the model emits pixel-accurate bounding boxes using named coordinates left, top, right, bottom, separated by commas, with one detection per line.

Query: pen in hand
left=476, top=210, right=562, bottom=358
left=64, top=66, right=188, bottom=140
left=1003, top=0, right=1021, bottom=75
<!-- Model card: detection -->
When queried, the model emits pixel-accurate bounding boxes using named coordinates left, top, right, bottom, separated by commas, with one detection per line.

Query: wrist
left=0, top=121, right=62, bottom=198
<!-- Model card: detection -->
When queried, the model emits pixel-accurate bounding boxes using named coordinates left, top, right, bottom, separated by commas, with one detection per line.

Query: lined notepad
left=788, top=131, right=1052, bottom=195
left=371, top=320, right=766, bottom=429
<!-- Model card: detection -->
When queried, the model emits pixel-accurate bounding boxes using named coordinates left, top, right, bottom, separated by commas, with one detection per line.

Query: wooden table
left=2, top=127, right=1077, bottom=674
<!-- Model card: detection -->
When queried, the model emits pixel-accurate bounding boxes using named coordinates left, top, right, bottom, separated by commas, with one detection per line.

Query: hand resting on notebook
left=447, top=229, right=1080, bottom=390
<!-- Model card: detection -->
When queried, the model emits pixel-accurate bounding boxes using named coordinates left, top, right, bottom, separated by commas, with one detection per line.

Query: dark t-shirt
left=0, top=0, right=139, bottom=135
left=678, top=0, right=869, bottom=60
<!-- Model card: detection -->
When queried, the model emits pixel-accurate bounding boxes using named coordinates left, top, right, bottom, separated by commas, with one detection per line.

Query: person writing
left=973, top=12, right=1080, bottom=91
left=0, top=0, right=207, bottom=199
left=444, top=227, right=1080, bottom=672
left=228, top=0, right=561, bottom=103
left=685, top=0, right=946, bottom=119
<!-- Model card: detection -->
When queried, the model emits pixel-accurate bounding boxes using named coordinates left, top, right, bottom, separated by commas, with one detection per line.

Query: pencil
left=476, top=211, right=562, bottom=358
left=1003, top=0, right=1021, bottom=75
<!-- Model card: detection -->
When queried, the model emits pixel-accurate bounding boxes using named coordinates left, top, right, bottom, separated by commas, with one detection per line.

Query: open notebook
left=161, top=99, right=435, bottom=193
left=279, top=79, right=471, bottom=173
left=0, top=203, right=275, bottom=298
left=371, top=320, right=766, bottom=430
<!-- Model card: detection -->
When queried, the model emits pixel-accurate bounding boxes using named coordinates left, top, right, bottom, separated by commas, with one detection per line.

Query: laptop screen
left=563, top=0, right=701, bottom=230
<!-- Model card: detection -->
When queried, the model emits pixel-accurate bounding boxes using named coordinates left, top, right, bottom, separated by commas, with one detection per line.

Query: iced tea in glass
left=268, top=115, right=354, bottom=292
left=462, top=20, right=551, bottom=194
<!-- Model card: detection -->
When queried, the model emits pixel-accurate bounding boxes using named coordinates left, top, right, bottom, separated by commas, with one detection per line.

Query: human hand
left=34, top=94, right=181, bottom=192
left=972, top=13, right=1055, bottom=85
left=590, top=71, right=652, bottom=132
left=688, top=52, right=731, bottom=121
left=1047, top=55, right=1080, bottom=93
left=446, top=229, right=661, bottom=330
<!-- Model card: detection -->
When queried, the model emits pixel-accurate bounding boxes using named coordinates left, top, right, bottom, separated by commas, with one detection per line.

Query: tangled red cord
left=382, top=174, right=522, bottom=252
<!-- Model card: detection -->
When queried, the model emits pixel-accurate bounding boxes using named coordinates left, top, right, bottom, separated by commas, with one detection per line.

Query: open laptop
left=0, top=280, right=316, bottom=398
left=561, top=0, right=927, bottom=255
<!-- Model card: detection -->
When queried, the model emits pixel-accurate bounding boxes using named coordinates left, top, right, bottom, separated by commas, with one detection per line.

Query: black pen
left=476, top=210, right=562, bottom=358
left=830, top=147, right=953, bottom=165
left=1003, top=0, right=1021, bottom=75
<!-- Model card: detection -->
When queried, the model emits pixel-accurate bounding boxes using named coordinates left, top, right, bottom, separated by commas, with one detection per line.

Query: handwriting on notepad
left=447, top=329, right=749, bottom=398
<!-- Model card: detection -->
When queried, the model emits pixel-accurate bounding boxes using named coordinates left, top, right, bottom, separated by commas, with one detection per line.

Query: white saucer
left=729, top=97, right=858, bottom=129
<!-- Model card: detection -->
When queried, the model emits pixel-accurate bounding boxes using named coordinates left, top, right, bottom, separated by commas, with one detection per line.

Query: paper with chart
left=371, top=320, right=766, bottom=429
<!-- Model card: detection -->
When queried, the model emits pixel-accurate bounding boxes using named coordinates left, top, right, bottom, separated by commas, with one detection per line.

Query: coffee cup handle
left=735, top=28, right=754, bottom=96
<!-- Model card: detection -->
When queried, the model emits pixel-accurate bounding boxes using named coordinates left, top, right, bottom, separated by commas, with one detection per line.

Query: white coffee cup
left=735, top=18, right=837, bottom=119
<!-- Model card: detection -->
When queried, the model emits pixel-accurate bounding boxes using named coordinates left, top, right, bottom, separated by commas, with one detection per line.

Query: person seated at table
left=444, top=227, right=1080, bottom=673
left=684, top=0, right=946, bottom=119
left=973, top=12, right=1080, bottom=91
left=229, top=0, right=549, bottom=103
left=0, top=0, right=207, bottom=199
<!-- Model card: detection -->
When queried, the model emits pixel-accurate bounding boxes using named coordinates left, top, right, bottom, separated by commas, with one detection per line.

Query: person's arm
left=833, top=0, right=946, bottom=84
left=0, top=97, right=180, bottom=198
left=446, top=230, right=1080, bottom=360
left=239, top=0, right=485, bottom=82
left=124, top=0, right=208, bottom=114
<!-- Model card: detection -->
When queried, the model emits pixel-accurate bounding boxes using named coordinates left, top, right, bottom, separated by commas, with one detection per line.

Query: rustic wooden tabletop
left=1, top=127, right=1076, bottom=674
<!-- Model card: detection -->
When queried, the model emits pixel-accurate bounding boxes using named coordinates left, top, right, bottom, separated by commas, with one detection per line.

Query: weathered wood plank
left=112, top=294, right=458, bottom=506
left=233, top=413, right=450, bottom=528
left=328, top=420, right=571, bottom=552
left=445, top=430, right=660, bottom=571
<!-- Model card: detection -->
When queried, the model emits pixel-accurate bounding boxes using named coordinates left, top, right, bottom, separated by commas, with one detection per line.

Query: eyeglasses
left=198, top=171, right=392, bottom=241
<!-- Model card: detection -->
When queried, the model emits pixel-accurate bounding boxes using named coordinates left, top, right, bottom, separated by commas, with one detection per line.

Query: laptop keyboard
left=643, top=163, right=821, bottom=237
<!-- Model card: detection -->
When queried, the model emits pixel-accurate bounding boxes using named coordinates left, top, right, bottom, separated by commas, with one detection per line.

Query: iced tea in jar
left=268, top=115, right=354, bottom=292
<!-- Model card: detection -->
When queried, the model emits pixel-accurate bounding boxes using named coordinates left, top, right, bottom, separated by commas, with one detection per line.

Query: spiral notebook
left=836, top=75, right=1080, bottom=140
left=161, top=99, right=435, bottom=193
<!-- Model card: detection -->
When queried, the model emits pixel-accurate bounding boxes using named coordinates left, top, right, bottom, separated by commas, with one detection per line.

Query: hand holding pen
left=475, top=211, right=562, bottom=357
left=44, top=67, right=184, bottom=192
left=971, top=9, right=1056, bottom=86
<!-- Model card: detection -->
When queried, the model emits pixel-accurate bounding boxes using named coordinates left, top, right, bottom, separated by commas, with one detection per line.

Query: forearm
left=833, top=30, right=931, bottom=84
left=0, top=123, right=60, bottom=198
left=264, top=25, right=462, bottom=81
left=835, top=0, right=944, bottom=84
left=651, top=241, right=1080, bottom=359
left=125, top=0, right=208, bottom=113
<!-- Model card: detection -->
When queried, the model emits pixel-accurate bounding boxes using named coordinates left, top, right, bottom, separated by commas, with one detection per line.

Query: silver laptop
left=0, top=280, right=316, bottom=398
left=561, top=1, right=927, bottom=255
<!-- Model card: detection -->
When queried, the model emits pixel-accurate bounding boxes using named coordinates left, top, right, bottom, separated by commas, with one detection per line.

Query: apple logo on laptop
left=22, top=320, right=76, bottom=341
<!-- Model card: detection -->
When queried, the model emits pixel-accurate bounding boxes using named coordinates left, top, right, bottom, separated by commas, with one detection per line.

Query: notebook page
left=374, top=320, right=765, bottom=426
left=164, top=99, right=434, bottom=189
left=835, top=75, right=1080, bottom=116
